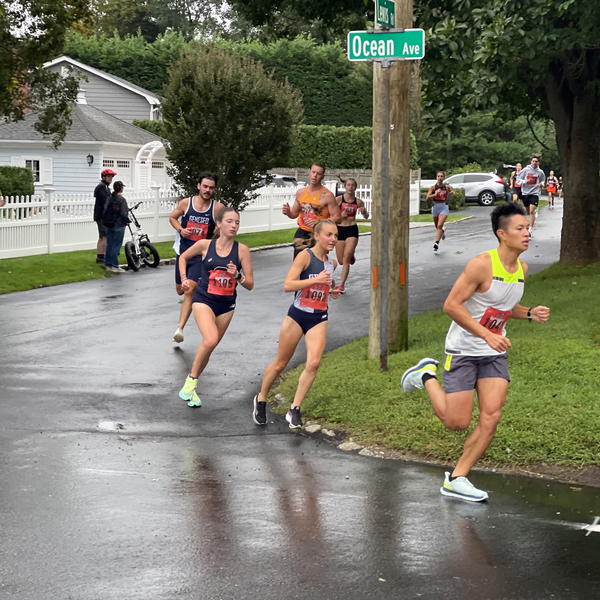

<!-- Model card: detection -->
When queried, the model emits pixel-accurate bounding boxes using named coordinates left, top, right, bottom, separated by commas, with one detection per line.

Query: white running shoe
left=400, top=357, right=439, bottom=392
left=173, top=327, right=184, bottom=343
left=440, top=471, right=489, bottom=502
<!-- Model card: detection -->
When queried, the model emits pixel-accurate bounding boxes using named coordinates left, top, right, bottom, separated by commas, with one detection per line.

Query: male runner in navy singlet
left=169, top=173, right=224, bottom=344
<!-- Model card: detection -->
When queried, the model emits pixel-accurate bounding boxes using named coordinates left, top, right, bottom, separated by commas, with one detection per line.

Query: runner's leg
left=177, top=283, right=196, bottom=330
left=340, top=236, right=358, bottom=286
left=291, top=321, right=328, bottom=408
left=529, top=203, right=536, bottom=230
left=258, top=316, right=304, bottom=401
left=424, top=378, right=475, bottom=430
left=189, top=303, right=235, bottom=378
left=451, top=378, right=508, bottom=477
left=435, top=213, right=447, bottom=243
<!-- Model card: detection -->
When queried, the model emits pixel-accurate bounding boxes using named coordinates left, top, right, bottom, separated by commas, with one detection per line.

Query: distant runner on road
left=401, top=203, right=550, bottom=502
left=335, top=177, right=369, bottom=291
left=516, top=156, right=545, bottom=237
left=252, top=220, right=342, bottom=429
left=282, top=163, right=341, bottom=258
left=177, top=208, right=254, bottom=407
left=169, top=173, right=224, bottom=344
left=426, top=171, right=454, bottom=252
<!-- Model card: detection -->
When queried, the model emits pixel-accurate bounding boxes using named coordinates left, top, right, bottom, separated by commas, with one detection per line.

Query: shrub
left=289, top=125, right=418, bottom=170
left=161, top=44, right=303, bottom=208
left=0, top=167, right=35, bottom=197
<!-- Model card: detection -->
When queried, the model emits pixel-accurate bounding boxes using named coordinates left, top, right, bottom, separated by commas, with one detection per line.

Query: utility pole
left=368, top=0, right=413, bottom=365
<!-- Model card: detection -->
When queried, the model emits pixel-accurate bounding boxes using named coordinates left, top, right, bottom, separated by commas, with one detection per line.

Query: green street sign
left=376, top=0, right=395, bottom=29
left=347, top=29, right=425, bottom=62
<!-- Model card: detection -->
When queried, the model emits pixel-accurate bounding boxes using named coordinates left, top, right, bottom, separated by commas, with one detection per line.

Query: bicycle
left=124, top=201, right=160, bottom=271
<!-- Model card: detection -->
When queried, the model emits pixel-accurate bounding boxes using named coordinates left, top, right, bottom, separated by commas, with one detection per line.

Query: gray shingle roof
left=0, top=104, right=163, bottom=144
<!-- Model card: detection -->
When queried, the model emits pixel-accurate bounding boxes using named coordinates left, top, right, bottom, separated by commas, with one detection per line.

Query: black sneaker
left=285, top=406, right=302, bottom=429
left=433, top=242, right=439, bottom=252
left=252, top=394, right=267, bottom=426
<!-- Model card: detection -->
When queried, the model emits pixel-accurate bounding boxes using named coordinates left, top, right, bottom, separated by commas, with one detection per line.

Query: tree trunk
left=548, top=84, right=600, bottom=265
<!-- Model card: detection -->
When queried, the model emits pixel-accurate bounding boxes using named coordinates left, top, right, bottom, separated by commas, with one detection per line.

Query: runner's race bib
left=341, top=202, right=357, bottom=217
left=479, top=307, right=512, bottom=334
left=299, top=283, right=329, bottom=311
left=526, top=174, right=538, bottom=185
left=207, top=268, right=236, bottom=296
left=188, top=222, right=209, bottom=242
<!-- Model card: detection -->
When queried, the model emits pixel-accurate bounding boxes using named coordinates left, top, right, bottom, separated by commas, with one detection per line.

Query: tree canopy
left=161, top=45, right=303, bottom=207
left=0, top=0, right=88, bottom=143
left=416, top=0, right=600, bottom=264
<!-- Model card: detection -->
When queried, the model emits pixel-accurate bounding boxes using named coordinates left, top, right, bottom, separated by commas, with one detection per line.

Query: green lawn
left=0, top=225, right=372, bottom=294
left=272, top=262, right=600, bottom=468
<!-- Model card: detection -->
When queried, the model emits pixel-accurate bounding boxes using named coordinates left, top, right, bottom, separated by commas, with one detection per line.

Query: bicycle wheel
left=140, top=240, right=160, bottom=268
left=124, top=241, right=141, bottom=271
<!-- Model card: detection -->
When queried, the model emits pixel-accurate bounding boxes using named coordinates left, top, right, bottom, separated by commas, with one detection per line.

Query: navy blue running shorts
left=287, top=304, right=328, bottom=335
left=193, top=296, right=236, bottom=317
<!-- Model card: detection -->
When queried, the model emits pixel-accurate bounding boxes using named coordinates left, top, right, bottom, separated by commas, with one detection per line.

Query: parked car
left=259, top=174, right=299, bottom=188
left=443, top=172, right=506, bottom=206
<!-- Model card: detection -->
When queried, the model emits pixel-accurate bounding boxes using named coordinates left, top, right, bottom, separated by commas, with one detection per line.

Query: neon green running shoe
left=179, top=375, right=198, bottom=401
left=186, top=390, right=202, bottom=408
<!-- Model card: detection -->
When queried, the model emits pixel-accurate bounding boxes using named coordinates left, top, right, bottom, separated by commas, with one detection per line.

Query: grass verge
left=0, top=225, right=372, bottom=294
left=409, top=213, right=468, bottom=223
left=272, top=262, right=600, bottom=468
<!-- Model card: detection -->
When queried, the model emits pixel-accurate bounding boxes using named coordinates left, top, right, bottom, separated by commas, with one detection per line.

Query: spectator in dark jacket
left=103, top=181, right=130, bottom=273
left=93, top=168, right=116, bottom=264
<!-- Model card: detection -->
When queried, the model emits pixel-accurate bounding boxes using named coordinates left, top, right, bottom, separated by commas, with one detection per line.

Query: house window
left=103, top=159, right=115, bottom=167
left=25, top=159, right=41, bottom=183
left=116, top=160, right=131, bottom=169
left=151, top=161, right=164, bottom=169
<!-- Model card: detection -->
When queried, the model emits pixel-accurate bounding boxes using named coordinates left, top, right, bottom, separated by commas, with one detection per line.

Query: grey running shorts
left=432, top=202, right=450, bottom=217
left=443, top=354, right=510, bottom=393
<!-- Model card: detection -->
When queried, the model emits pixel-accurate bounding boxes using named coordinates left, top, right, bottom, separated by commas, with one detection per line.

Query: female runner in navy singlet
left=177, top=207, right=254, bottom=407
left=252, top=219, right=342, bottom=429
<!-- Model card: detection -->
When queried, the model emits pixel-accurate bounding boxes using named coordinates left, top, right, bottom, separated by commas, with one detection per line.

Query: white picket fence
left=0, top=183, right=401, bottom=259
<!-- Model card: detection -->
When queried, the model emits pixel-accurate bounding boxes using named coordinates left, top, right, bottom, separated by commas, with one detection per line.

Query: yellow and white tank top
left=444, top=249, right=525, bottom=356
left=297, top=186, right=330, bottom=232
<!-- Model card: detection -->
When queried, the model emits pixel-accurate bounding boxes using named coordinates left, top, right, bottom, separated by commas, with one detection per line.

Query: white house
left=43, top=56, right=162, bottom=123
left=0, top=93, right=173, bottom=195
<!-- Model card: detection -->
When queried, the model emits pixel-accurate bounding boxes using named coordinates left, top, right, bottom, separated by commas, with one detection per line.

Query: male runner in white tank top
left=401, top=203, right=550, bottom=502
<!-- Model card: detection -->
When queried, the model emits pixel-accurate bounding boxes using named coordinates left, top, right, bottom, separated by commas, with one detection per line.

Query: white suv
left=443, top=172, right=506, bottom=206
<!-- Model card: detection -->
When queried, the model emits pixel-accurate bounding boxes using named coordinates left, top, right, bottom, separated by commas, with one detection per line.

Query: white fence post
left=152, top=184, right=161, bottom=238
left=44, top=185, right=55, bottom=253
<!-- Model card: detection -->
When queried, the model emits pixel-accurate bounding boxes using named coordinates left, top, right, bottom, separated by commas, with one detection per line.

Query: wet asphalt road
left=1, top=201, right=599, bottom=599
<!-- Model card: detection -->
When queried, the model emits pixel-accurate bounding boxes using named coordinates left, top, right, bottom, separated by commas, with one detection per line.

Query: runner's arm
left=357, top=198, right=369, bottom=219
left=237, top=244, right=254, bottom=290
left=282, top=190, right=301, bottom=219
left=326, top=191, right=342, bottom=223
left=179, top=239, right=209, bottom=282
left=169, top=199, right=188, bottom=234
left=443, top=254, right=511, bottom=352
left=510, top=262, right=550, bottom=322
left=426, top=185, right=436, bottom=199
left=283, top=251, right=329, bottom=292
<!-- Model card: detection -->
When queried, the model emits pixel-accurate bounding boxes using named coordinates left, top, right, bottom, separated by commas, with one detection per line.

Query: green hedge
left=289, top=124, right=418, bottom=169
left=0, top=167, right=35, bottom=197
left=134, top=120, right=419, bottom=171
left=419, top=187, right=465, bottom=213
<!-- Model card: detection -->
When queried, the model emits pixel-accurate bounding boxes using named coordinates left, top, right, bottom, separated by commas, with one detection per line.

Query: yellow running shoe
left=179, top=375, right=198, bottom=401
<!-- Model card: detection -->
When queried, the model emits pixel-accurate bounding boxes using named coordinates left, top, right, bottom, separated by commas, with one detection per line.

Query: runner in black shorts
left=335, top=178, right=368, bottom=291
left=252, top=220, right=342, bottom=429
left=177, top=208, right=254, bottom=407
left=401, top=203, right=550, bottom=502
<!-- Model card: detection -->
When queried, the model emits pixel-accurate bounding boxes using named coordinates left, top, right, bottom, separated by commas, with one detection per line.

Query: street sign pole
left=367, top=0, right=414, bottom=367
